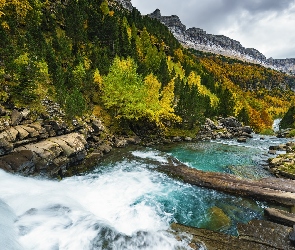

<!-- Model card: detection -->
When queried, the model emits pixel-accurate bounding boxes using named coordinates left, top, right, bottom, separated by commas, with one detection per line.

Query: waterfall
left=272, top=118, right=282, bottom=132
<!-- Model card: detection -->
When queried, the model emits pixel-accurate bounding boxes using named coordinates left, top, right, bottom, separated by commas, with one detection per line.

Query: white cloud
left=131, top=0, right=295, bottom=58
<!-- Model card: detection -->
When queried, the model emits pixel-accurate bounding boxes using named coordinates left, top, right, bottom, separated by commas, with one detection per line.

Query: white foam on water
left=0, top=165, right=191, bottom=250
left=132, top=149, right=168, bottom=163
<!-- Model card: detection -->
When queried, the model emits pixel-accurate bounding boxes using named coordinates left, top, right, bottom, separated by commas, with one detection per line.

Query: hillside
left=0, top=0, right=295, bottom=136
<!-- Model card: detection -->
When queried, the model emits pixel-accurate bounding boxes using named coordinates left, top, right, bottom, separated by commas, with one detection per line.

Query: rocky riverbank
left=0, top=100, right=256, bottom=178
left=172, top=220, right=295, bottom=249
left=196, top=117, right=253, bottom=142
left=268, top=141, right=295, bottom=179
left=0, top=103, right=142, bottom=178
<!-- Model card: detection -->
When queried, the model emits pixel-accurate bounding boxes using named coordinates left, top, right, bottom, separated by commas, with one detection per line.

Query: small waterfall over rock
left=272, top=119, right=282, bottom=132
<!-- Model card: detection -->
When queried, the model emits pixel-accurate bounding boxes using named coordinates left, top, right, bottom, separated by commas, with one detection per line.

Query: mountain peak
left=148, top=9, right=295, bottom=75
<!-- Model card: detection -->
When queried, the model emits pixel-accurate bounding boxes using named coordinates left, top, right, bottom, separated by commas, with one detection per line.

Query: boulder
left=206, top=206, right=231, bottom=231
left=219, top=116, right=242, bottom=128
left=11, top=109, right=23, bottom=126
left=15, top=126, right=29, bottom=140
left=0, top=150, right=35, bottom=174
left=237, top=137, right=247, bottom=143
left=0, top=138, right=13, bottom=155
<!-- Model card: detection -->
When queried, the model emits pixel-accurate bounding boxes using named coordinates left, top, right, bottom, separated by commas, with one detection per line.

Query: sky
left=131, top=0, right=295, bottom=59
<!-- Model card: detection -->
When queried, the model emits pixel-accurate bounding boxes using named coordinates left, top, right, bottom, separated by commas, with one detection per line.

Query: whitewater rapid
left=1, top=136, right=288, bottom=250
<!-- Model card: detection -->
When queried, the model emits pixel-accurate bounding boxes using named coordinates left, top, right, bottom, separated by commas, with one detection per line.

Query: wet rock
left=206, top=206, right=231, bottom=231
left=264, top=208, right=295, bottom=227
left=172, top=136, right=182, bottom=142
left=237, top=137, right=247, bottom=143
left=171, top=221, right=291, bottom=250
left=238, top=220, right=294, bottom=249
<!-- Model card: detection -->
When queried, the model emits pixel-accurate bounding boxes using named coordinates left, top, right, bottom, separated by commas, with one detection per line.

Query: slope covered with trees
left=0, top=0, right=294, bottom=135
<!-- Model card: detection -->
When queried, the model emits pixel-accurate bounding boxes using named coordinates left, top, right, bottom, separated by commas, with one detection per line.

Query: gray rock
left=20, top=108, right=30, bottom=120
left=0, top=138, right=13, bottom=155
left=92, top=119, right=105, bottom=133
left=114, top=138, right=128, bottom=148
left=15, top=126, right=29, bottom=140
left=11, top=110, right=23, bottom=126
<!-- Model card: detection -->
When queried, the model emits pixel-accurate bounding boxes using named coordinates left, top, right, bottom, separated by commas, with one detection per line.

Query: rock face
left=0, top=103, right=141, bottom=178
left=112, top=0, right=133, bottom=11
left=148, top=9, right=295, bottom=75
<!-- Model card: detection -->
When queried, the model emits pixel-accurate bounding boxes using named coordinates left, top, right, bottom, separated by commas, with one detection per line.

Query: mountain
left=148, top=9, right=295, bottom=75
left=1, top=0, right=295, bottom=136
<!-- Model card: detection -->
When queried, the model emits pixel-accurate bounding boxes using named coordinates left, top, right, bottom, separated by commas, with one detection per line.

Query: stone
left=264, top=208, right=295, bottom=227
left=92, top=119, right=104, bottom=133
left=20, top=108, right=30, bottom=120
left=98, top=144, right=112, bottom=154
left=237, top=137, right=247, bottom=143
left=114, top=138, right=127, bottom=148
left=11, top=109, right=23, bottom=126
left=15, top=126, right=29, bottom=140
left=5, top=127, right=18, bottom=142
left=126, top=136, right=141, bottom=145
left=0, top=150, right=34, bottom=173
left=21, top=125, right=39, bottom=138
left=206, top=206, right=231, bottom=231
left=49, top=137, right=76, bottom=157
left=172, top=136, right=182, bottom=142
left=171, top=221, right=291, bottom=250
left=0, top=138, right=13, bottom=155
left=237, top=220, right=293, bottom=250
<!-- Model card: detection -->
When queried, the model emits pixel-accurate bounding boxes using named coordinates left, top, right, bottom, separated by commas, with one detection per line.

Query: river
left=0, top=134, right=291, bottom=249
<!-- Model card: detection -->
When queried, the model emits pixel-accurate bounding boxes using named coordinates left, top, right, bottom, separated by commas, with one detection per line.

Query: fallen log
left=158, top=160, right=295, bottom=206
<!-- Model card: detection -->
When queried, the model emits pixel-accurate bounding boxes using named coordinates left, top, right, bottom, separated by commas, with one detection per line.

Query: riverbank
left=1, top=104, right=295, bottom=249
left=0, top=103, right=254, bottom=178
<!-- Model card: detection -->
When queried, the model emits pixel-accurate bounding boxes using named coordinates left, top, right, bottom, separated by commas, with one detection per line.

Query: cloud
left=131, top=0, right=295, bottom=58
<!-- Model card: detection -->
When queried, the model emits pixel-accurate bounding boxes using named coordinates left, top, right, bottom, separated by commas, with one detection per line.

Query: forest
left=1, top=0, right=295, bottom=135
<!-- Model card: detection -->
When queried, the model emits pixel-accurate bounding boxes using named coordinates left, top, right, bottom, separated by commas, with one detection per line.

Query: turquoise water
left=0, top=136, right=290, bottom=249
left=154, top=136, right=283, bottom=179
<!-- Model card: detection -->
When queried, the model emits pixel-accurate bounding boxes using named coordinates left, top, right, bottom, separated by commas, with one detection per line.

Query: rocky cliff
left=148, top=9, right=295, bottom=75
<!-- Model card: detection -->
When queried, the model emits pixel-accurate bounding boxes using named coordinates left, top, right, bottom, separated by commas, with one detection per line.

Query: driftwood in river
left=158, top=161, right=295, bottom=206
